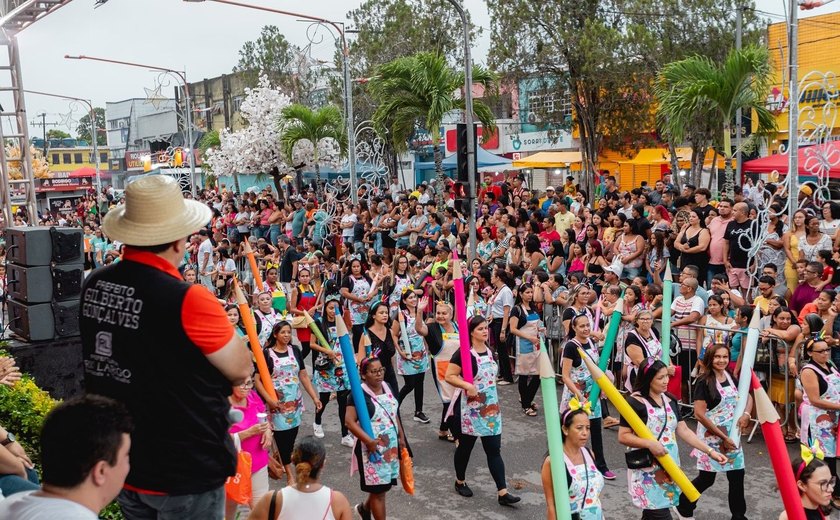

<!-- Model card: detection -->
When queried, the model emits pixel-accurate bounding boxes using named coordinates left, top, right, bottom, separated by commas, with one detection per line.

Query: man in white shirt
left=417, top=183, right=431, bottom=204
left=197, top=229, right=215, bottom=290
left=671, top=276, right=705, bottom=400
left=0, top=395, right=132, bottom=520
left=617, top=193, right=634, bottom=219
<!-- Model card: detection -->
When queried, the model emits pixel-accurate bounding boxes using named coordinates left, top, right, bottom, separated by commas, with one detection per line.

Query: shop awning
left=415, top=147, right=513, bottom=171
left=617, top=147, right=693, bottom=165
left=512, top=151, right=582, bottom=168
left=743, top=142, right=840, bottom=178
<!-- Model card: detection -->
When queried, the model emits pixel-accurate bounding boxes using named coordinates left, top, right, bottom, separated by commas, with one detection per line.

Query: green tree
left=655, top=45, right=776, bottom=198
left=75, top=107, right=105, bottom=146
left=279, top=104, right=347, bottom=195
left=368, top=52, right=497, bottom=203
left=234, top=25, right=314, bottom=102
left=46, top=129, right=71, bottom=140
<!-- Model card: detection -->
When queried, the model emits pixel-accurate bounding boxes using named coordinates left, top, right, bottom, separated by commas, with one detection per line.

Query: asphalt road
left=272, top=376, right=822, bottom=520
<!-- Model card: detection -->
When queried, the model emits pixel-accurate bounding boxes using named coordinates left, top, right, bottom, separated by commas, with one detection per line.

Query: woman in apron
left=255, top=321, right=321, bottom=487
left=254, top=291, right=281, bottom=347
left=541, top=406, right=606, bottom=520
left=310, top=296, right=353, bottom=447
left=780, top=454, right=833, bottom=520
left=388, top=254, right=414, bottom=318
left=345, top=356, right=408, bottom=520
left=415, top=296, right=459, bottom=442
left=339, top=258, right=378, bottom=354
left=676, top=344, right=751, bottom=520
left=444, top=316, right=521, bottom=507
left=800, top=335, right=840, bottom=509
left=623, top=310, right=671, bottom=392
left=560, top=314, right=615, bottom=480
left=618, top=358, right=726, bottom=519
left=392, top=289, right=431, bottom=424
left=509, top=282, right=542, bottom=417
left=290, top=267, right=321, bottom=360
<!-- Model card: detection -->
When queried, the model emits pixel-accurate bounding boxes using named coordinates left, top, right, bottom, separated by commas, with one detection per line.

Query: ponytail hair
left=291, top=435, right=326, bottom=487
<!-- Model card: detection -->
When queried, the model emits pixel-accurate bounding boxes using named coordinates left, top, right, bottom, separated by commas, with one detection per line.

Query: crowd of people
left=0, top=170, right=837, bottom=520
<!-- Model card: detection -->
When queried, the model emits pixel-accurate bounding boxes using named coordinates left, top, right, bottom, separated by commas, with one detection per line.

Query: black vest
left=81, top=259, right=235, bottom=494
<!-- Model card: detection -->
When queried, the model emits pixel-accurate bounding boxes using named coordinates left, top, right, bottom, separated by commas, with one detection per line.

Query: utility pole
left=735, top=4, right=743, bottom=189
left=30, top=112, right=58, bottom=157
left=787, top=0, right=799, bottom=214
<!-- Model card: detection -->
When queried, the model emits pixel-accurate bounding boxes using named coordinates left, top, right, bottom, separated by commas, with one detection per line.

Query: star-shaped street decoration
left=143, top=84, right=166, bottom=110
left=58, top=110, right=77, bottom=132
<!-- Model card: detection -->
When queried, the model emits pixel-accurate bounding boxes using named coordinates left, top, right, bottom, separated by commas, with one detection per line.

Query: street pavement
left=276, top=376, right=823, bottom=520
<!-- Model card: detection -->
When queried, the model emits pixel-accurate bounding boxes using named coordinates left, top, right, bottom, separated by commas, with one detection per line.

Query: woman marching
left=254, top=291, right=282, bottom=347
left=623, top=309, right=671, bottom=392
left=675, top=344, right=752, bottom=520
left=508, top=282, right=543, bottom=417
left=387, top=253, right=414, bottom=318
left=445, top=316, right=521, bottom=507
left=289, top=267, right=321, bottom=360
left=541, top=406, right=606, bottom=520
left=345, top=356, right=408, bottom=520
left=392, top=288, right=431, bottom=424
left=340, top=258, right=379, bottom=354
left=560, top=314, right=615, bottom=480
left=310, top=295, right=354, bottom=448
left=799, top=334, right=840, bottom=509
left=365, top=302, right=400, bottom=393
left=779, top=453, right=834, bottom=519
left=618, top=358, right=727, bottom=519
left=256, top=321, right=322, bottom=487
left=415, top=296, right=459, bottom=442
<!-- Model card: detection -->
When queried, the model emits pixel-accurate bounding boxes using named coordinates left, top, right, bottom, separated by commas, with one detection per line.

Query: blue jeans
left=0, top=467, right=40, bottom=496
left=268, top=224, right=281, bottom=248
left=118, top=486, right=225, bottom=520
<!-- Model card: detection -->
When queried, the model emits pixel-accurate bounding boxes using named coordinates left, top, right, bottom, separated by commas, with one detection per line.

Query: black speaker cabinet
left=6, top=263, right=84, bottom=303
left=5, top=226, right=83, bottom=266
left=7, top=299, right=80, bottom=342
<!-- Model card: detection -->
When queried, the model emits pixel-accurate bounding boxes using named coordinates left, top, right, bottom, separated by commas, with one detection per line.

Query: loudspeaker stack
left=4, top=226, right=84, bottom=342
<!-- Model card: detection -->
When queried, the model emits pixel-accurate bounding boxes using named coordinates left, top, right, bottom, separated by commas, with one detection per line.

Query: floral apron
left=514, top=307, right=541, bottom=376
left=268, top=348, right=303, bottom=431
left=565, top=448, right=605, bottom=520
left=256, top=309, right=280, bottom=347
left=397, top=310, right=430, bottom=376
left=800, top=362, right=840, bottom=457
left=347, top=276, right=371, bottom=326
left=627, top=395, right=680, bottom=510
left=691, top=372, right=745, bottom=472
left=312, top=323, right=350, bottom=393
left=450, top=349, right=503, bottom=437
left=351, top=383, right=401, bottom=486
left=624, top=330, right=662, bottom=392
left=432, top=323, right=460, bottom=403
left=389, top=275, right=413, bottom=317
left=560, top=339, right=603, bottom=419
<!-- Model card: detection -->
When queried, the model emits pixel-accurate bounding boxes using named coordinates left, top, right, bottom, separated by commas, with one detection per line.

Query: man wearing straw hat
left=80, top=175, right=252, bottom=520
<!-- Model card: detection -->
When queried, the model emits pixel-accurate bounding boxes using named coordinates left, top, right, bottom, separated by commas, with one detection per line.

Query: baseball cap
left=546, top=186, right=555, bottom=192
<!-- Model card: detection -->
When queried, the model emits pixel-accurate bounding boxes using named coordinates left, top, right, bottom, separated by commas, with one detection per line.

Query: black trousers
left=315, top=390, right=349, bottom=437
left=398, top=372, right=426, bottom=413
left=677, top=468, right=746, bottom=520
left=352, top=324, right=366, bottom=355
left=454, top=433, right=507, bottom=491
left=489, top=319, right=513, bottom=382
left=518, top=375, right=540, bottom=409
left=640, top=508, right=673, bottom=520
left=589, top=417, right=610, bottom=473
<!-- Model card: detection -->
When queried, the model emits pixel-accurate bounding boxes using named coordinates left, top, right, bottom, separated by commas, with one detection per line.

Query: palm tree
left=655, top=45, right=776, bottom=197
left=368, top=52, right=497, bottom=204
left=278, top=104, right=347, bottom=197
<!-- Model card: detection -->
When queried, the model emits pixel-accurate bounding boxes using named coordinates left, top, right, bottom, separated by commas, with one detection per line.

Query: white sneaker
left=341, top=434, right=355, bottom=447
left=313, top=423, right=324, bottom=438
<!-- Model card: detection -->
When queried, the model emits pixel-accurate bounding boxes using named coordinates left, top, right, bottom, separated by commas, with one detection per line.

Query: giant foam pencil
left=578, top=348, right=701, bottom=502
left=234, top=278, right=277, bottom=402
left=336, top=317, right=377, bottom=452
left=588, top=297, right=623, bottom=408
left=303, top=310, right=330, bottom=351
left=451, top=250, right=474, bottom=383
left=660, top=263, right=673, bottom=364
left=751, top=372, right=806, bottom=520
left=539, top=343, right=573, bottom=520
left=729, top=306, right=761, bottom=446
left=242, top=239, right=264, bottom=291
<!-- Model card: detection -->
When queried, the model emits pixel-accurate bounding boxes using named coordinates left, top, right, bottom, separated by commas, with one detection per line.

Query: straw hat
left=102, top=175, right=211, bottom=246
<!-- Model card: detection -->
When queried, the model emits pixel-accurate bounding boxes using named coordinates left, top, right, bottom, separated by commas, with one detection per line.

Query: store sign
left=409, top=127, right=445, bottom=150
left=502, top=130, right=571, bottom=154
left=48, top=196, right=81, bottom=216
left=443, top=125, right=500, bottom=152
left=37, top=177, right=92, bottom=192
left=125, top=150, right=151, bottom=171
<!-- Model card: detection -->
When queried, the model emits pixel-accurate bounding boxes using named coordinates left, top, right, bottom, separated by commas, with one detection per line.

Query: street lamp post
left=64, top=55, right=198, bottom=197
left=25, top=90, right=103, bottom=205
left=184, top=0, right=358, bottom=203
left=446, top=0, right=477, bottom=260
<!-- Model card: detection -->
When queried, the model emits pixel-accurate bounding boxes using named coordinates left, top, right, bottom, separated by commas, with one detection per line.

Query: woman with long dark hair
left=392, top=289, right=430, bottom=424
left=445, top=316, right=520, bottom=507
left=509, top=282, right=542, bottom=416
left=779, top=456, right=833, bottom=519
left=675, top=208, right=711, bottom=287
left=311, top=296, right=353, bottom=447
left=618, top=358, right=726, bottom=519
left=365, top=302, right=400, bottom=393
left=487, top=268, right=516, bottom=385
left=340, top=258, right=379, bottom=354
left=676, top=344, right=751, bottom=520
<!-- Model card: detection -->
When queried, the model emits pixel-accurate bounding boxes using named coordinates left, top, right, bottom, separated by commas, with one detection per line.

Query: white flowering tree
left=204, top=75, right=293, bottom=196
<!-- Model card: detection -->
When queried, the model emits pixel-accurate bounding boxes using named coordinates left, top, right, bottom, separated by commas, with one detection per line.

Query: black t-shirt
left=423, top=322, right=452, bottom=357
left=262, top=345, right=306, bottom=374
left=510, top=305, right=537, bottom=329
left=624, top=328, right=661, bottom=383
left=693, top=374, right=734, bottom=410
left=562, top=307, right=602, bottom=339
left=279, top=246, right=301, bottom=283
left=694, top=204, right=713, bottom=222
left=353, top=221, right=365, bottom=242
left=347, top=386, right=388, bottom=418
left=619, top=394, right=681, bottom=430
left=368, top=327, right=396, bottom=365
left=340, top=274, right=372, bottom=295
left=802, top=363, right=832, bottom=396
left=562, top=339, right=596, bottom=368
left=723, top=220, right=752, bottom=268
left=449, top=346, right=492, bottom=376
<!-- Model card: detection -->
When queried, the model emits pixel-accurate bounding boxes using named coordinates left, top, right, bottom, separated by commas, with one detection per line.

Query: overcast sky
left=15, top=0, right=840, bottom=140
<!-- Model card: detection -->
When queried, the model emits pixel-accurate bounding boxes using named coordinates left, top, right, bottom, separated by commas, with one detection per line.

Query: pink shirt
left=229, top=389, right=269, bottom=472
left=707, top=216, right=733, bottom=265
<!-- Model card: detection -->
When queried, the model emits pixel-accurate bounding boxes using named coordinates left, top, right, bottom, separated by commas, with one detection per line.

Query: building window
left=100, top=153, right=108, bottom=163
left=63, top=153, right=71, bottom=164
left=232, top=96, right=244, bottom=112
left=74, top=153, right=83, bottom=163
left=51, top=154, right=60, bottom=165
left=526, top=86, right=572, bottom=124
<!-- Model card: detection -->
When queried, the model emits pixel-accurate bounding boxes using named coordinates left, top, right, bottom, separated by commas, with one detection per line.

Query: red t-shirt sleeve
left=182, top=286, right=235, bottom=355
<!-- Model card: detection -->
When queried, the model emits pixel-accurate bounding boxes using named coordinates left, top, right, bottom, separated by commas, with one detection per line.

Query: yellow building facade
left=48, top=147, right=110, bottom=173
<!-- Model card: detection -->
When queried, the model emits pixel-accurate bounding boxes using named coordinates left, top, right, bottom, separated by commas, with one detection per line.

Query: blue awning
left=415, top=147, right=512, bottom=171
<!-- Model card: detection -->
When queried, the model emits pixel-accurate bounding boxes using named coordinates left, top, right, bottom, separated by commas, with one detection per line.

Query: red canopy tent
left=743, top=141, right=840, bottom=179
left=67, top=166, right=110, bottom=179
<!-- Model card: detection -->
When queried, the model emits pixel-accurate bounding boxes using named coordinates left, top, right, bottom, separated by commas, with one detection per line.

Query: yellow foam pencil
left=577, top=348, right=701, bottom=503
